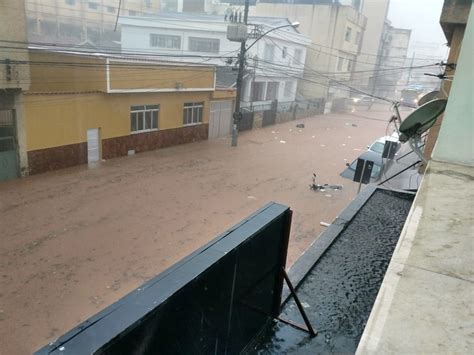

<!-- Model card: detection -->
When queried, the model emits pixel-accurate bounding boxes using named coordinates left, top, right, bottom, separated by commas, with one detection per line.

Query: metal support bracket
left=278, top=269, right=317, bottom=337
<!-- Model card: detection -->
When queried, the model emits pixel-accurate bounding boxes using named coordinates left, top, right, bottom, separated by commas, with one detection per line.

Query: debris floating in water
left=320, top=144, right=326, bottom=147
left=296, top=123, right=305, bottom=128
left=310, top=173, right=344, bottom=192
left=247, top=196, right=257, bottom=200
left=279, top=140, right=286, bottom=144
left=320, top=222, right=331, bottom=227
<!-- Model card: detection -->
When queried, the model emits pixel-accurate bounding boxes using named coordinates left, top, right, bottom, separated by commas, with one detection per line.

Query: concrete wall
left=432, top=8, right=473, bottom=166
left=423, top=1, right=471, bottom=161
left=28, top=51, right=215, bottom=93
left=25, top=91, right=211, bottom=151
left=440, top=0, right=472, bottom=45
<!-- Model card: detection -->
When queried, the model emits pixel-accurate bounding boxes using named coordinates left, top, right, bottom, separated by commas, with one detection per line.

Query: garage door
left=209, top=101, right=233, bottom=139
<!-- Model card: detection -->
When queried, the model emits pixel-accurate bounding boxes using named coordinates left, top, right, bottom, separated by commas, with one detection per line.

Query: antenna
left=398, top=98, right=447, bottom=162
left=417, top=91, right=440, bottom=106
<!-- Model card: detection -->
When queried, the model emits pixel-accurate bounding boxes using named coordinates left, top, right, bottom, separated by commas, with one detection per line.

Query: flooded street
left=1, top=107, right=393, bottom=354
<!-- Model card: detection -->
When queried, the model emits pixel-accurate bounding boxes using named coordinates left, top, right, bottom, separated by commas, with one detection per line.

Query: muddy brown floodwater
left=0, top=106, right=396, bottom=354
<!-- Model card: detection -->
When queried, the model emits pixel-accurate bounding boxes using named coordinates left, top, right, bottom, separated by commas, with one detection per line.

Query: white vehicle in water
left=367, top=133, right=400, bottom=155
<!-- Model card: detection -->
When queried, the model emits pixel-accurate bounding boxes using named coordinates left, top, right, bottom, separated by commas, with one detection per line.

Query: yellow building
left=24, top=49, right=235, bottom=174
left=1, top=0, right=30, bottom=181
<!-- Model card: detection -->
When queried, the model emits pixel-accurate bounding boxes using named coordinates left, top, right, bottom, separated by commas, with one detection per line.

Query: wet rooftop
left=249, top=187, right=415, bottom=353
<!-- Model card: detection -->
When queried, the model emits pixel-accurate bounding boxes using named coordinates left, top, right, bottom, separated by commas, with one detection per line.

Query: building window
left=130, top=105, right=159, bottom=133
left=145, top=0, right=152, bottom=8
left=345, top=27, right=352, bottom=42
left=251, top=82, right=265, bottom=101
left=65, top=0, right=76, bottom=5
left=150, top=34, right=181, bottom=49
left=282, top=46, right=287, bottom=59
left=88, top=2, right=98, bottom=10
left=129, top=10, right=137, bottom=16
left=264, top=43, right=275, bottom=61
left=183, top=102, right=204, bottom=125
left=355, top=31, right=360, bottom=45
left=293, top=48, right=303, bottom=65
left=347, top=59, right=353, bottom=71
left=107, top=6, right=115, bottom=13
left=266, top=82, right=279, bottom=100
left=188, top=37, right=220, bottom=53
left=284, top=81, right=294, bottom=98
left=337, top=57, right=344, bottom=71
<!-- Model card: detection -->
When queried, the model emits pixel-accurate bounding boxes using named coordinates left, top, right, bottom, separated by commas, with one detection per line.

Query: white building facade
left=120, top=13, right=310, bottom=108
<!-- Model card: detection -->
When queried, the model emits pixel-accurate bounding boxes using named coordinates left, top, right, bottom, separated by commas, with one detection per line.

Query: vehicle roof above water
left=374, top=133, right=399, bottom=144
left=352, top=150, right=384, bottom=166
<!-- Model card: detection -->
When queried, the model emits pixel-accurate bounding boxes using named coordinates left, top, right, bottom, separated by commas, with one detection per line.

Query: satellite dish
left=418, top=91, right=440, bottom=106
left=398, top=98, right=447, bottom=162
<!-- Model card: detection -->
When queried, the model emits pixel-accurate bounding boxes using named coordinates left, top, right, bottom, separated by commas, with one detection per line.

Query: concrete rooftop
left=356, top=160, right=474, bottom=353
left=357, top=8, right=473, bottom=354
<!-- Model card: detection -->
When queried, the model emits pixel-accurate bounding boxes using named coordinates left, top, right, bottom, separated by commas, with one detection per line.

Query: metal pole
left=378, top=160, right=422, bottom=185
left=357, top=160, right=367, bottom=194
left=406, top=51, right=415, bottom=86
left=231, top=0, right=250, bottom=147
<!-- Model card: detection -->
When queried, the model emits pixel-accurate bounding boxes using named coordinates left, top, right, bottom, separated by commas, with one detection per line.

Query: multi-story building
left=372, top=21, right=411, bottom=98
left=25, top=0, right=160, bottom=47
left=119, top=13, right=310, bottom=109
left=252, top=1, right=367, bottom=101
left=19, top=48, right=235, bottom=175
left=403, top=40, right=448, bottom=91
left=352, top=0, right=391, bottom=92
left=0, top=0, right=31, bottom=181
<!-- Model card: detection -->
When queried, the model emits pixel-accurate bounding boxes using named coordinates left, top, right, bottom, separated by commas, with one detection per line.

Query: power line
left=270, top=27, right=442, bottom=77
left=271, top=26, right=446, bottom=62
left=0, top=39, right=239, bottom=57
left=264, top=37, right=395, bottom=102
left=249, top=56, right=439, bottom=80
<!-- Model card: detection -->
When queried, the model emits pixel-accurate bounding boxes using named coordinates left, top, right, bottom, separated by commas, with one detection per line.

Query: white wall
left=432, top=9, right=474, bottom=166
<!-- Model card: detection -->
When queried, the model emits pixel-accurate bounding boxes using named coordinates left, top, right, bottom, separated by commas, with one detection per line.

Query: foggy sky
left=388, top=0, right=449, bottom=59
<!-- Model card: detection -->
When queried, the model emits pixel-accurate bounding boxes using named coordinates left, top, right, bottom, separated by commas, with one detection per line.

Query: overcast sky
left=387, top=0, right=449, bottom=59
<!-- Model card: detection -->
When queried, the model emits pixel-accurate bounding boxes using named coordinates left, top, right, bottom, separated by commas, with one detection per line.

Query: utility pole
left=406, top=51, right=415, bottom=86
left=231, top=0, right=250, bottom=147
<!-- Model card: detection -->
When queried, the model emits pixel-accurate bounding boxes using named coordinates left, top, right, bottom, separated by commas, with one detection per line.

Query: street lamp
left=231, top=21, right=301, bottom=147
